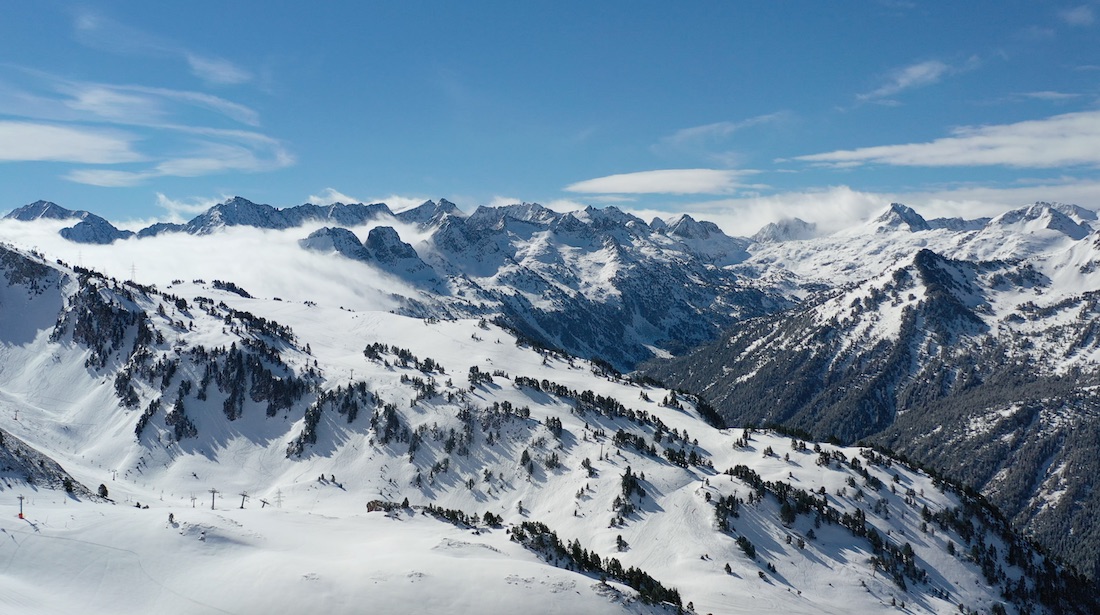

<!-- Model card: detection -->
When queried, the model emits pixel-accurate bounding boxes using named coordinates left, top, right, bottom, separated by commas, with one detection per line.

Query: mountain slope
left=0, top=243, right=1091, bottom=614
left=647, top=243, right=1100, bottom=580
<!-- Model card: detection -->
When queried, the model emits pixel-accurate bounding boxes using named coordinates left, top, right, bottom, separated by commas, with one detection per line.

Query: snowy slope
left=652, top=200, right=1100, bottom=582
left=0, top=245, right=1089, bottom=614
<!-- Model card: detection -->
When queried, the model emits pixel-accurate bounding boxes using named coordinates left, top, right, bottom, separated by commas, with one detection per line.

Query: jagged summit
left=60, top=216, right=135, bottom=245
left=5, top=200, right=134, bottom=244
left=363, top=226, right=420, bottom=264
left=663, top=214, right=719, bottom=240
left=394, top=198, right=464, bottom=228
left=465, top=202, right=564, bottom=231
left=751, top=217, right=817, bottom=243
left=870, top=202, right=931, bottom=232
left=4, top=200, right=85, bottom=221
left=182, top=196, right=288, bottom=234
left=298, top=226, right=370, bottom=260
left=299, top=225, right=436, bottom=282
left=989, top=201, right=1094, bottom=240
left=1042, top=201, right=1098, bottom=223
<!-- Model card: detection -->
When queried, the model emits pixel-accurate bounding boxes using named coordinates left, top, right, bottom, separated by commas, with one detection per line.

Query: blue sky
left=2, top=1, right=1099, bottom=234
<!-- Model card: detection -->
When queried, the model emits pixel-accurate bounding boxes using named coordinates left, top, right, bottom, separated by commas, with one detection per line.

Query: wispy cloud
left=152, top=193, right=227, bottom=223
left=583, top=195, right=637, bottom=204
left=652, top=113, right=790, bottom=166
left=565, top=169, right=757, bottom=195
left=1059, top=5, right=1096, bottom=26
left=0, top=69, right=262, bottom=128
left=858, top=60, right=953, bottom=101
left=1017, top=90, right=1081, bottom=101
left=65, top=129, right=293, bottom=187
left=73, top=10, right=252, bottom=87
left=185, top=54, right=253, bottom=86
left=660, top=113, right=789, bottom=148
left=0, top=65, right=285, bottom=186
left=308, top=188, right=364, bottom=206
left=0, top=121, right=142, bottom=164
left=795, top=110, right=1100, bottom=169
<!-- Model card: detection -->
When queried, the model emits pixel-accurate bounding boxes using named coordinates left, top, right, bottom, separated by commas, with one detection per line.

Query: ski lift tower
left=17, top=495, right=25, bottom=519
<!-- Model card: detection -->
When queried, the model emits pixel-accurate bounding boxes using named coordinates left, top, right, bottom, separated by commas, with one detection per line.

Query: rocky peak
left=870, top=203, right=931, bottom=233
left=395, top=199, right=464, bottom=228
left=5, top=200, right=85, bottom=221
left=183, top=197, right=286, bottom=234
left=991, top=202, right=1093, bottom=240
left=364, top=226, right=420, bottom=264
left=59, top=217, right=134, bottom=245
left=751, top=218, right=817, bottom=243
left=298, top=227, right=369, bottom=260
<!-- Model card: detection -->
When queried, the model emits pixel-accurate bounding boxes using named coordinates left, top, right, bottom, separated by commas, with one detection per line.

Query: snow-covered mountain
left=7, top=196, right=1100, bottom=607
left=751, top=217, right=818, bottom=243
left=4, top=200, right=134, bottom=244
left=0, top=242, right=1093, bottom=614
left=649, top=202, right=1100, bottom=581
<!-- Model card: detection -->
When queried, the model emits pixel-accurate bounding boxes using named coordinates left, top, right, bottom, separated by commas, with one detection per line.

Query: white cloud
left=583, top=195, right=637, bottom=204
left=795, top=110, right=1100, bottom=169
left=154, top=193, right=226, bottom=222
left=0, top=66, right=284, bottom=187
left=308, top=188, right=364, bottom=206
left=652, top=114, right=791, bottom=167
left=1018, top=90, right=1080, bottom=101
left=0, top=121, right=142, bottom=164
left=65, top=86, right=164, bottom=123
left=660, top=113, right=789, bottom=147
left=858, top=60, right=952, bottom=101
left=73, top=10, right=252, bottom=87
left=565, top=169, right=754, bottom=195
left=65, top=131, right=293, bottom=187
left=64, top=169, right=155, bottom=187
left=373, top=195, right=434, bottom=213
left=0, top=70, right=262, bottom=128
left=63, top=82, right=261, bottom=127
left=1059, top=5, right=1095, bottom=26
left=186, top=54, right=253, bottom=86
left=129, top=86, right=260, bottom=126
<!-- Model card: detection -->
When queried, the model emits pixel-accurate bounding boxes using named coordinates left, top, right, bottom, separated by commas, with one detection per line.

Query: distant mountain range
left=5, top=197, right=777, bottom=370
